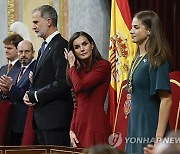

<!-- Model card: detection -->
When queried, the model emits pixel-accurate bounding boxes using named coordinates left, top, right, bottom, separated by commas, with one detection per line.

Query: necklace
left=128, top=54, right=147, bottom=93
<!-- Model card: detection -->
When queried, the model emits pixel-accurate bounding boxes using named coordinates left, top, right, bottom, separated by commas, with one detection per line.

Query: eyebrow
left=74, top=40, right=87, bottom=46
left=18, top=50, right=31, bottom=52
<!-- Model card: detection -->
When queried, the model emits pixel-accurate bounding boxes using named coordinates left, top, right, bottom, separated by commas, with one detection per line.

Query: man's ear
left=47, top=18, right=52, bottom=27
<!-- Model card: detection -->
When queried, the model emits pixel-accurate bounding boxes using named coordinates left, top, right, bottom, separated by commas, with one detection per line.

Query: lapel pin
left=143, top=59, right=147, bottom=63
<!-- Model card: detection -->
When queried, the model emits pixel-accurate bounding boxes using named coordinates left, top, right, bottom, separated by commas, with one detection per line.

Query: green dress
left=125, top=55, right=171, bottom=154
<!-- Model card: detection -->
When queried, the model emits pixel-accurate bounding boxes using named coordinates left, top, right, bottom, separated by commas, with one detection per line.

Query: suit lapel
left=16, top=61, right=36, bottom=86
left=35, top=45, right=52, bottom=72
left=16, top=68, right=28, bottom=85
left=12, top=67, right=20, bottom=85
left=7, top=61, right=21, bottom=85
left=33, top=34, right=61, bottom=78
left=7, top=61, right=21, bottom=77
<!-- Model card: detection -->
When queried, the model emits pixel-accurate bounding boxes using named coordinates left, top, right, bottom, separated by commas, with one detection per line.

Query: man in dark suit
left=23, top=5, right=73, bottom=146
left=0, top=40, right=36, bottom=145
left=0, top=34, right=23, bottom=145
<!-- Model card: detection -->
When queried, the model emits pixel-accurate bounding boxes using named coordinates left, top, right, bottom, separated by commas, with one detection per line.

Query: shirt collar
left=9, top=59, right=18, bottom=65
left=45, top=31, right=59, bottom=44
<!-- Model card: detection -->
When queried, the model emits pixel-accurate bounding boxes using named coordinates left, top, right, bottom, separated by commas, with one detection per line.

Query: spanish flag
left=108, top=0, right=137, bottom=150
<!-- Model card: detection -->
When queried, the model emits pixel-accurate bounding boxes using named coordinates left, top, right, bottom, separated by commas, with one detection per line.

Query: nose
left=130, top=28, right=134, bottom=34
left=80, top=45, right=85, bottom=51
left=5, top=48, right=8, bottom=53
left=32, top=24, right=36, bottom=30
left=22, top=51, right=26, bottom=56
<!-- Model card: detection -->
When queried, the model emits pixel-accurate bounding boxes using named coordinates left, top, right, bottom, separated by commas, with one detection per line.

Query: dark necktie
left=17, top=67, right=25, bottom=82
left=40, top=41, right=47, bottom=55
left=36, top=41, right=47, bottom=66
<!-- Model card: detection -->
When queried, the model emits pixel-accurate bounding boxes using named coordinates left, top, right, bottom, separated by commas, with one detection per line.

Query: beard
left=36, top=31, right=44, bottom=38
left=20, top=58, right=28, bottom=66
left=36, top=26, right=48, bottom=38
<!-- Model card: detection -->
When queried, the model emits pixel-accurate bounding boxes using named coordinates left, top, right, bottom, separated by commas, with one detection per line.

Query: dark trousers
left=9, top=130, right=23, bottom=145
left=36, top=127, right=70, bottom=146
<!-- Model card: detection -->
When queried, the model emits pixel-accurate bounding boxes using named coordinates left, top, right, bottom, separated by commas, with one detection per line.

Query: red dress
left=68, top=60, right=112, bottom=148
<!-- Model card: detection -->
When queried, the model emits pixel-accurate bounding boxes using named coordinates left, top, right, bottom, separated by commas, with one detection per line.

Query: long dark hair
left=135, top=10, right=172, bottom=68
left=66, top=31, right=103, bottom=86
left=68, top=31, right=103, bottom=70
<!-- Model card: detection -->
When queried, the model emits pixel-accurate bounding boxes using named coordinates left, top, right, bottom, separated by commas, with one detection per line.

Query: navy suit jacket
left=28, top=33, right=73, bottom=130
left=7, top=60, right=36, bottom=133
left=0, top=61, right=21, bottom=101
left=0, top=64, right=8, bottom=76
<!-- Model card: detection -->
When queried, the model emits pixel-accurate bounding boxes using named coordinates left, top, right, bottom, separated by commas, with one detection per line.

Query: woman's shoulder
left=96, top=59, right=111, bottom=66
left=92, top=59, right=111, bottom=72
left=149, top=60, right=170, bottom=72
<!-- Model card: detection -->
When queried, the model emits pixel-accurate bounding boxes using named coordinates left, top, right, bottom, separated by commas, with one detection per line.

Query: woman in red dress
left=64, top=31, right=112, bottom=148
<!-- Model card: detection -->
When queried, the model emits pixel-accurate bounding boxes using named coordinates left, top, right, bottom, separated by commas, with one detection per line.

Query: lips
left=81, top=52, right=87, bottom=56
left=131, top=36, right=136, bottom=39
left=21, top=58, right=27, bottom=61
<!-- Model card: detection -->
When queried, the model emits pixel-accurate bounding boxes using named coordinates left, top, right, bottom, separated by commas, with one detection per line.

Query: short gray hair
left=32, top=5, right=58, bottom=27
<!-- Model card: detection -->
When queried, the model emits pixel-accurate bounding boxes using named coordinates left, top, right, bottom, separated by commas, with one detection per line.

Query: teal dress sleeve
left=149, top=61, right=171, bottom=95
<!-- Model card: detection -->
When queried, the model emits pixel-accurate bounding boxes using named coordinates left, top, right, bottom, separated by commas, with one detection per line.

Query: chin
left=131, top=39, right=137, bottom=43
left=37, top=33, right=43, bottom=38
left=37, top=34, right=41, bottom=37
left=81, top=57, right=89, bottom=60
left=22, top=62, right=27, bottom=66
left=22, top=60, right=27, bottom=64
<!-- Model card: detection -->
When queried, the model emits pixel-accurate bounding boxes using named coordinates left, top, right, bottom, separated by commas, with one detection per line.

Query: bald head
left=17, top=40, right=35, bottom=66
left=18, top=40, right=34, bottom=51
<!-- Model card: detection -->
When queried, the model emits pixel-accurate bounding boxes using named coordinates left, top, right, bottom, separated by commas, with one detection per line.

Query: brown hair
left=134, top=10, right=172, bottom=68
left=3, top=34, right=23, bottom=49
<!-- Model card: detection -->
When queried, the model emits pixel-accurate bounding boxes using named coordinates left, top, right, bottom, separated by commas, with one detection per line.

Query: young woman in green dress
left=126, top=10, right=172, bottom=154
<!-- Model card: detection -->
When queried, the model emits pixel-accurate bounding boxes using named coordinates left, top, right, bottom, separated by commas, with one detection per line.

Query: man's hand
left=23, top=91, right=36, bottom=106
left=0, top=75, right=13, bottom=94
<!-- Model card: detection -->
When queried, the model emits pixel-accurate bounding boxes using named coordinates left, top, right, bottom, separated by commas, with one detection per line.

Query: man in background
left=0, top=40, right=36, bottom=145
left=0, top=34, right=23, bottom=102
left=0, top=34, right=23, bottom=76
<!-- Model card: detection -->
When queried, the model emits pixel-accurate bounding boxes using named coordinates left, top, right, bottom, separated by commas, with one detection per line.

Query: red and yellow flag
left=108, top=0, right=137, bottom=150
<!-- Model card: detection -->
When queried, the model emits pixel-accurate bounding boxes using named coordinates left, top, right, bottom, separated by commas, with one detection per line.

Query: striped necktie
left=17, top=67, right=25, bottom=82
left=7, top=63, right=13, bottom=74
